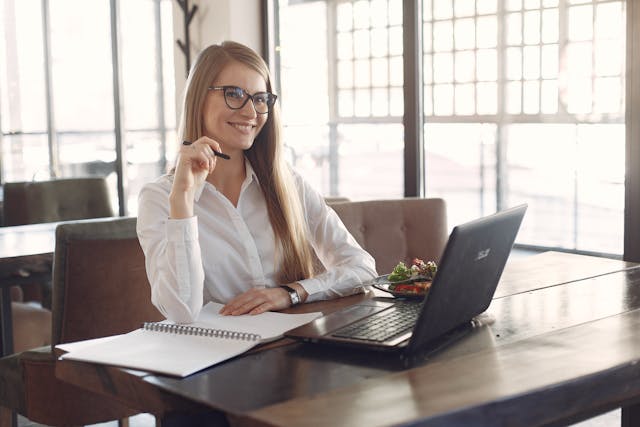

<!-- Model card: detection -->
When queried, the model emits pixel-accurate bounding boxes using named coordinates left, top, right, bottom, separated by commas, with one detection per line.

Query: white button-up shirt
left=136, top=159, right=377, bottom=323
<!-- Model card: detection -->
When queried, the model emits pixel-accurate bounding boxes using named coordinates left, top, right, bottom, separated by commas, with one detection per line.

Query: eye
left=226, top=87, right=245, bottom=100
left=254, top=93, right=269, bottom=105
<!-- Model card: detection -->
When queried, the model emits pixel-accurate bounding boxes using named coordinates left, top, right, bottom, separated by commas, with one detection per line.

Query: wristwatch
left=281, top=285, right=301, bottom=306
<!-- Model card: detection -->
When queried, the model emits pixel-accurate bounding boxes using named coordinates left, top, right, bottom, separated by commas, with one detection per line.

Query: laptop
left=286, top=204, right=527, bottom=358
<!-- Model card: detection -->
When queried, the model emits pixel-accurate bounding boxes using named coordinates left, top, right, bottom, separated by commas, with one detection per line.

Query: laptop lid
left=286, top=204, right=527, bottom=355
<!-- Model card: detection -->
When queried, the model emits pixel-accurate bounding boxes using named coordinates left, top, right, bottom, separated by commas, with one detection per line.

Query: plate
left=368, top=274, right=432, bottom=299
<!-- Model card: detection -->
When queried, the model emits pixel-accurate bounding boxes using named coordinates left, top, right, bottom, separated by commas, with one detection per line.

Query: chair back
left=3, top=177, right=114, bottom=226
left=51, top=217, right=162, bottom=345
left=330, top=198, right=448, bottom=275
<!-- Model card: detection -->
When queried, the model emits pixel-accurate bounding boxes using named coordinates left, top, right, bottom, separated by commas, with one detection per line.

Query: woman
left=137, top=41, right=376, bottom=323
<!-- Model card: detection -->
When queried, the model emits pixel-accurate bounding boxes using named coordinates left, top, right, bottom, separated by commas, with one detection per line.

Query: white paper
left=58, top=302, right=322, bottom=377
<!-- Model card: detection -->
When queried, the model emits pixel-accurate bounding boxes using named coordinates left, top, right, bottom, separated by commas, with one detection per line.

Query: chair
left=3, top=177, right=115, bottom=355
left=329, top=198, right=448, bottom=275
left=0, top=217, right=164, bottom=427
left=3, top=177, right=114, bottom=226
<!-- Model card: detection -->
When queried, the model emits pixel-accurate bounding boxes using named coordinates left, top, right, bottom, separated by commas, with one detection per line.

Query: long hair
left=178, top=41, right=315, bottom=284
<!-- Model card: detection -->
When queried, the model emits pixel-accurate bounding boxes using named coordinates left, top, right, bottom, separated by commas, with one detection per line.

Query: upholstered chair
left=3, top=177, right=114, bottom=226
left=0, top=217, right=163, bottom=426
left=329, top=198, right=448, bottom=275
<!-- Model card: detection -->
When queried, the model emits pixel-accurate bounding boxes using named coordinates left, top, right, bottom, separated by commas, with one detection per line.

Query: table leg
left=622, top=404, right=640, bottom=427
left=0, top=286, right=14, bottom=357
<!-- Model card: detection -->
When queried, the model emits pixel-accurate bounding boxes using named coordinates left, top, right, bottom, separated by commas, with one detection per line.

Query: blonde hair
left=178, top=41, right=315, bottom=284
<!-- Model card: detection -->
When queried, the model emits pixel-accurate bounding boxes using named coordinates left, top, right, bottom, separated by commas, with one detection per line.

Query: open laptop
left=286, top=204, right=527, bottom=358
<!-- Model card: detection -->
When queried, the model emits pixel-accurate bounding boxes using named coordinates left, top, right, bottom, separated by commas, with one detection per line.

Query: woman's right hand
left=169, top=137, right=222, bottom=218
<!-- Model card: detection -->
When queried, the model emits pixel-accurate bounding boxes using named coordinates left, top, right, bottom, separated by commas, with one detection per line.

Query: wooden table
left=0, top=222, right=58, bottom=356
left=56, top=251, right=640, bottom=426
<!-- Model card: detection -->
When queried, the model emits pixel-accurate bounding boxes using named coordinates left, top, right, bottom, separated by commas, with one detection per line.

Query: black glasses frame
left=208, top=85, right=277, bottom=114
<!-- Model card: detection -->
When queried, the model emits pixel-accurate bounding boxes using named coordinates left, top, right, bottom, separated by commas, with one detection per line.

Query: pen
left=182, top=140, right=231, bottom=160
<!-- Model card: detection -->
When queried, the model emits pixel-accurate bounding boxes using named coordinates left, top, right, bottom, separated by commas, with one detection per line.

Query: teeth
left=230, top=123, right=254, bottom=132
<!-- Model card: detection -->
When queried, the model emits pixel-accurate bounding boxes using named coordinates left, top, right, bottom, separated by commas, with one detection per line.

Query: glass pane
left=1, top=134, right=49, bottom=182
left=371, top=58, right=389, bottom=86
left=338, top=60, right=354, bottom=88
left=389, top=56, right=403, bottom=86
left=476, top=0, right=497, bottom=14
left=595, top=2, right=623, bottom=40
left=354, top=59, right=371, bottom=88
left=424, top=123, right=497, bottom=227
left=371, top=28, right=389, bottom=57
left=540, top=79, right=558, bottom=113
left=390, top=87, right=403, bottom=116
left=424, top=84, right=433, bottom=115
left=524, top=0, right=540, bottom=9
left=476, top=49, right=497, bottom=81
left=336, top=2, right=353, bottom=32
left=338, top=90, right=354, bottom=117
left=506, top=47, right=523, bottom=80
left=567, top=77, right=592, bottom=114
left=476, top=16, right=497, bottom=48
left=455, top=0, right=474, bottom=17
left=388, top=0, right=402, bottom=25
left=49, top=0, right=114, bottom=131
left=575, top=124, right=624, bottom=253
left=433, top=21, right=454, bottom=52
left=455, top=51, right=475, bottom=82
left=285, top=124, right=330, bottom=194
left=523, top=45, right=540, bottom=79
left=455, top=83, right=474, bottom=115
left=0, top=0, right=47, bottom=133
left=370, top=0, right=388, bottom=27
left=476, top=82, right=497, bottom=114
left=454, top=18, right=475, bottom=50
left=125, top=130, right=166, bottom=213
left=523, top=10, right=541, bottom=45
left=566, top=41, right=592, bottom=78
left=433, top=0, right=453, bottom=19
left=522, top=80, right=540, bottom=114
left=57, top=131, right=116, bottom=182
left=506, top=0, right=523, bottom=11
left=337, top=124, right=404, bottom=198
left=423, top=54, right=433, bottom=84
left=506, top=81, right=522, bottom=114
left=389, top=26, right=403, bottom=55
left=354, top=89, right=371, bottom=116
left=371, top=88, right=389, bottom=116
left=568, top=5, right=593, bottom=41
left=594, top=77, right=621, bottom=114
left=540, top=44, right=558, bottom=78
left=595, top=40, right=623, bottom=77
left=120, top=0, right=158, bottom=130
left=433, top=84, right=454, bottom=115
left=337, top=33, right=353, bottom=60
left=433, top=52, right=453, bottom=83
left=353, top=0, right=370, bottom=29
left=541, top=8, right=559, bottom=43
left=353, top=29, right=370, bottom=58
left=505, top=124, right=577, bottom=247
left=506, top=13, right=522, bottom=45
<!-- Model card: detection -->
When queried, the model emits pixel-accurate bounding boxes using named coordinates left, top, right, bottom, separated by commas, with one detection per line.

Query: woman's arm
left=296, top=176, right=378, bottom=301
left=137, top=181, right=205, bottom=323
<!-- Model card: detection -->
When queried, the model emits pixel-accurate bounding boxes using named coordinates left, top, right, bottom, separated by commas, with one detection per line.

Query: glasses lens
left=252, top=93, right=273, bottom=114
left=224, top=87, right=247, bottom=109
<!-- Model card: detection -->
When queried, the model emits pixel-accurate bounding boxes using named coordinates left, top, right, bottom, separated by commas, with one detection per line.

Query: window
left=275, top=0, right=626, bottom=256
left=0, top=0, right=176, bottom=215
left=422, top=0, right=625, bottom=254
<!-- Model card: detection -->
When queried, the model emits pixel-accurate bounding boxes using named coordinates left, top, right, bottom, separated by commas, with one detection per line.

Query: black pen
left=182, top=140, right=231, bottom=160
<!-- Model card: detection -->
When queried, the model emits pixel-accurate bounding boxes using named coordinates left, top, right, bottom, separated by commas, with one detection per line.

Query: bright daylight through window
left=277, top=0, right=625, bottom=256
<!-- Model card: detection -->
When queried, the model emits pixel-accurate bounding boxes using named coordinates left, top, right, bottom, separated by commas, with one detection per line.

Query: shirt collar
left=193, top=155, right=259, bottom=202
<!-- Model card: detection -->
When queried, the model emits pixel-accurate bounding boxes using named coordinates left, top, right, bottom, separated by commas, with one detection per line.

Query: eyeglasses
left=208, top=85, right=277, bottom=114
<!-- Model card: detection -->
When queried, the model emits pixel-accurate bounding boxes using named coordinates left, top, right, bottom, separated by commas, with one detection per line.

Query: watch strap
left=280, top=285, right=301, bottom=306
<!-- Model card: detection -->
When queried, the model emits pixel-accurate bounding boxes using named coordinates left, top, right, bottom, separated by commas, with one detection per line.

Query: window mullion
left=41, top=0, right=58, bottom=178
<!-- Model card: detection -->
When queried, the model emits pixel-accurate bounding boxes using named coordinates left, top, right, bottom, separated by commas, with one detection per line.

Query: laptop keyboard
left=331, top=302, right=422, bottom=342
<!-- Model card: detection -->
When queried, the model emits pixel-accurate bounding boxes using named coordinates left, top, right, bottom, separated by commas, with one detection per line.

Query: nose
left=239, top=96, right=258, bottom=118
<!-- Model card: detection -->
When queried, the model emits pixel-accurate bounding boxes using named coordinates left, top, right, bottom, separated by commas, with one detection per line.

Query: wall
left=171, top=0, right=263, bottom=123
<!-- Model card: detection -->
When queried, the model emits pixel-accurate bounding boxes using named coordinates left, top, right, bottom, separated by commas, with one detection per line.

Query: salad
left=385, top=258, right=437, bottom=295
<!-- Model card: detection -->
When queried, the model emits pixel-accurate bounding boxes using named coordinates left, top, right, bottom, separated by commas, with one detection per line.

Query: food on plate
left=385, top=258, right=437, bottom=296
left=388, top=258, right=437, bottom=282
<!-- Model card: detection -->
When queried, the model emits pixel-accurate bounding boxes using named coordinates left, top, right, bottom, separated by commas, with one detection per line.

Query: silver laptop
left=286, top=204, right=527, bottom=357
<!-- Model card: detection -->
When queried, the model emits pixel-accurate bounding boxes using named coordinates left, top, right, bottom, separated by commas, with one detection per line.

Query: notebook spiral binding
left=142, top=322, right=261, bottom=342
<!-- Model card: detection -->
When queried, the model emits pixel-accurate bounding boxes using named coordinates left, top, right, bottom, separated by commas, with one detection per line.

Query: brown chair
left=3, top=177, right=114, bottom=226
left=329, top=198, right=448, bottom=275
left=3, top=177, right=116, bottom=356
left=0, top=217, right=163, bottom=427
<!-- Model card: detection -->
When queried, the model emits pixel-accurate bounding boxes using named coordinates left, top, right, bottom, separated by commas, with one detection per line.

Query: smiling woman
left=136, top=41, right=377, bottom=324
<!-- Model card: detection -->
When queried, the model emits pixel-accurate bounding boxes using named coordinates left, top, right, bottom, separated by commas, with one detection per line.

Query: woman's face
left=202, top=61, right=269, bottom=153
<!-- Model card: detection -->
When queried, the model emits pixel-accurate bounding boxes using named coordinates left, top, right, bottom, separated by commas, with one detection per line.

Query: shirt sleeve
left=136, top=180, right=204, bottom=323
left=294, top=175, right=378, bottom=302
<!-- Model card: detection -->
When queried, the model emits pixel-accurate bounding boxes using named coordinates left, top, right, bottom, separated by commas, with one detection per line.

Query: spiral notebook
left=57, top=302, right=322, bottom=377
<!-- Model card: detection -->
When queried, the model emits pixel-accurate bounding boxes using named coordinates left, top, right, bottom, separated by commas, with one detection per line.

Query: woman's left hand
left=219, top=287, right=291, bottom=315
